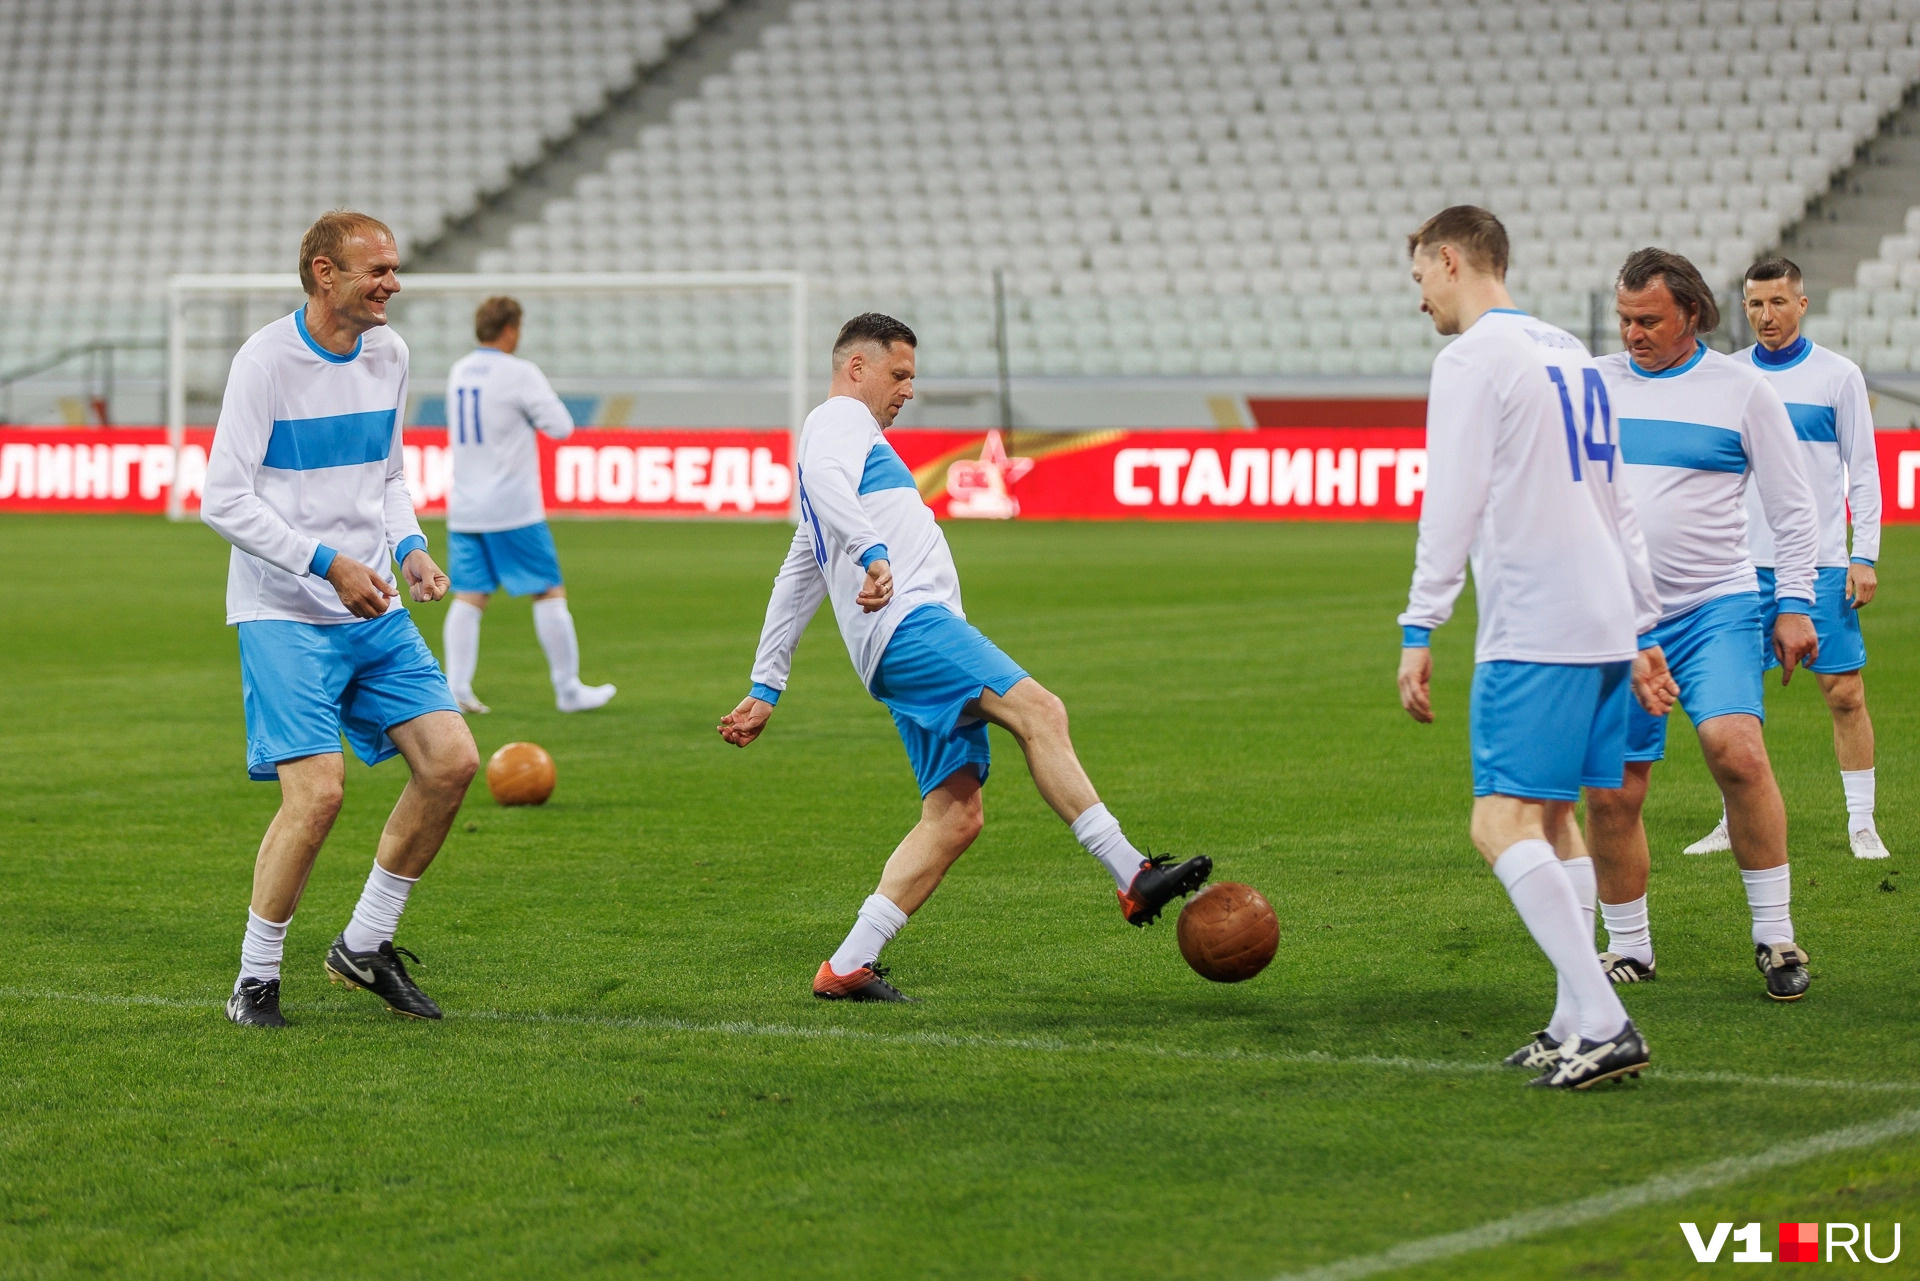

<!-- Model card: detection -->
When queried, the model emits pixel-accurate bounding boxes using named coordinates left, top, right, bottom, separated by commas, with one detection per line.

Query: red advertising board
left=7, top=426, right=1920, bottom=524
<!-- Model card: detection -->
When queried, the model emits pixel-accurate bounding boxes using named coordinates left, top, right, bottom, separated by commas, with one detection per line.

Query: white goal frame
left=165, top=271, right=810, bottom=521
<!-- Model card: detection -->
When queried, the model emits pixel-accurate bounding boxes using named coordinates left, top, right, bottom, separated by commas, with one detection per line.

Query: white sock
left=1740, top=863, right=1793, bottom=947
left=1842, top=768, right=1875, bottom=832
left=828, top=893, right=910, bottom=976
left=1546, top=856, right=1598, bottom=1043
left=237, top=908, right=291, bottom=991
left=1070, top=802, right=1145, bottom=890
left=532, top=597, right=580, bottom=692
left=443, top=599, right=482, bottom=694
left=1599, top=895, right=1654, bottom=967
left=341, top=862, right=418, bottom=954
left=1494, top=840, right=1631, bottom=1042
left=1494, top=840, right=1630, bottom=1041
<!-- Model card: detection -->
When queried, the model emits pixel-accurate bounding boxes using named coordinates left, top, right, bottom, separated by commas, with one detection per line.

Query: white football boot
left=453, top=689, right=490, bottom=715
left=1850, top=826, right=1892, bottom=860
left=1683, top=816, right=1731, bottom=855
left=556, top=681, right=616, bottom=714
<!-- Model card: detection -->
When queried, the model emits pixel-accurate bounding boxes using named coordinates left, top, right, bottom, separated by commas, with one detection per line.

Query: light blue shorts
left=868, top=604, right=1030, bottom=796
left=1758, top=566, right=1866, bottom=675
left=1470, top=660, right=1632, bottom=801
left=237, top=608, right=459, bottom=781
left=1626, top=592, right=1767, bottom=763
left=448, top=522, right=563, bottom=596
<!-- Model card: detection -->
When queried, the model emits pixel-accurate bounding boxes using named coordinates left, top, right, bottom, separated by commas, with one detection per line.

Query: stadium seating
left=0, top=0, right=723, bottom=373
left=5, top=0, right=1920, bottom=389
left=472, top=0, right=1920, bottom=378
left=1811, top=205, right=1920, bottom=371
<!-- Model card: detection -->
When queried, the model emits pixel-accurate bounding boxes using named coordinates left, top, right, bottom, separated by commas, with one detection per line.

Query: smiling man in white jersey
left=1683, top=257, right=1888, bottom=861
left=1397, top=207, right=1678, bottom=1089
left=203, top=210, right=480, bottom=1028
left=442, top=296, right=615, bottom=716
left=719, top=313, right=1211, bottom=1002
left=1589, top=248, right=1821, bottom=1003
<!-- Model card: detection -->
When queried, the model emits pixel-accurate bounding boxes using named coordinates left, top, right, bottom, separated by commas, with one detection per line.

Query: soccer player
left=1396, top=207, right=1676, bottom=1090
left=441, top=296, right=615, bottom=715
left=718, top=313, right=1212, bottom=1002
left=1683, top=257, right=1888, bottom=860
left=1589, top=248, right=1821, bottom=1002
left=202, top=210, right=480, bottom=1028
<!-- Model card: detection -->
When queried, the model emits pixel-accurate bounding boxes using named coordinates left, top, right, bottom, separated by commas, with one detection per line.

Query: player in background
left=1683, top=257, right=1888, bottom=860
left=442, top=297, right=615, bottom=715
left=1589, top=249, right=1821, bottom=1002
left=719, top=313, right=1212, bottom=1002
left=1396, top=207, right=1677, bottom=1089
left=203, top=211, right=479, bottom=1028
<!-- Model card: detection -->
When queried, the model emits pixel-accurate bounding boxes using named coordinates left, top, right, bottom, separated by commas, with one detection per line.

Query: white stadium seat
left=4, top=0, right=1920, bottom=378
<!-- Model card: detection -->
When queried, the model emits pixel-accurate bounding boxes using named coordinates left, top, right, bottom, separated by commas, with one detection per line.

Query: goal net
left=164, top=271, right=809, bottom=519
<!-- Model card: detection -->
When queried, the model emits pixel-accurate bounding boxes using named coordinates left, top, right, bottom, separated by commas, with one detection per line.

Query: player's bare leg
left=974, top=677, right=1210, bottom=924
left=1698, top=713, right=1810, bottom=998
left=1585, top=763, right=1658, bottom=983
left=1473, top=794, right=1643, bottom=1086
left=226, top=752, right=345, bottom=1026
left=1820, top=670, right=1888, bottom=858
left=445, top=590, right=492, bottom=714
left=325, top=710, right=479, bottom=1019
left=815, top=773, right=982, bottom=1002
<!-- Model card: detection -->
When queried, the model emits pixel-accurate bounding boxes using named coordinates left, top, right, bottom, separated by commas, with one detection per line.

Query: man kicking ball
left=1684, top=257, right=1888, bottom=860
left=718, top=313, right=1211, bottom=1001
left=442, top=296, right=615, bottom=715
left=1396, top=207, right=1676, bottom=1089
left=203, top=210, right=479, bottom=1028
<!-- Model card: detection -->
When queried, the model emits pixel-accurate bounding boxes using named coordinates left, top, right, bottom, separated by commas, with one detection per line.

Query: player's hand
left=325, top=554, right=398, bottom=619
left=1397, top=646, right=1433, bottom=723
left=1631, top=645, right=1680, bottom=717
left=718, top=696, right=774, bottom=747
left=1773, top=611, right=1819, bottom=685
left=857, top=558, right=893, bottom=613
left=1846, top=562, right=1877, bottom=608
left=401, top=549, right=450, bottom=603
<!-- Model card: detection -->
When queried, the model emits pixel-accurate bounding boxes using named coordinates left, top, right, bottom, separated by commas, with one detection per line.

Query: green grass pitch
left=2, top=513, right=1917, bottom=1279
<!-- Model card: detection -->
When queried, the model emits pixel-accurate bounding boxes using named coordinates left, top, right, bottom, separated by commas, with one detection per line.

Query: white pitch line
left=1268, top=1107, right=1920, bottom=1281
left=4, top=986, right=1918, bottom=1096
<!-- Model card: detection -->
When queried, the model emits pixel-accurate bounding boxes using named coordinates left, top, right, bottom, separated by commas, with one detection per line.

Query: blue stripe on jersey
left=1619, top=418, right=1748, bottom=473
left=263, top=409, right=397, bottom=470
left=293, top=308, right=362, bottom=364
left=857, top=442, right=917, bottom=495
left=1784, top=403, right=1838, bottom=443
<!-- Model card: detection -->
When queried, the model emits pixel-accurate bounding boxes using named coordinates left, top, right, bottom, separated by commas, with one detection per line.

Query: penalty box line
left=1267, top=1106, right=1920, bottom=1281
left=5, top=985, right=1920, bottom=1097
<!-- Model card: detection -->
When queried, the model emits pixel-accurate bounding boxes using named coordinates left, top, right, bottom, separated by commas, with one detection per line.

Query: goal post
left=165, top=271, right=810, bottom=521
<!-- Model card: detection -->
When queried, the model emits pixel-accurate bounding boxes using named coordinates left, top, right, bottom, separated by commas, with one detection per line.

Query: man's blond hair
left=298, top=210, right=394, bottom=295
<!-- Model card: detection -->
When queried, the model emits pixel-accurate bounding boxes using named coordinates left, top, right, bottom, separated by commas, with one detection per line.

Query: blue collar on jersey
left=1484, top=307, right=1528, bottom=315
left=295, top=308, right=362, bottom=364
left=1752, top=335, right=1811, bottom=370
left=1628, top=338, right=1707, bottom=379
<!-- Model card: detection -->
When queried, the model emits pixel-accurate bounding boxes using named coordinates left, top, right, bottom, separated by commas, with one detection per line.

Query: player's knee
left=948, top=803, right=984, bottom=847
left=1584, top=786, right=1638, bottom=830
left=1823, top=675, right=1866, bottom=716
left=287, top=775, right=344, bottom=826
left=421, top=738, right=481, bottom=796
left=1020, top=682, right=1069, bottom=739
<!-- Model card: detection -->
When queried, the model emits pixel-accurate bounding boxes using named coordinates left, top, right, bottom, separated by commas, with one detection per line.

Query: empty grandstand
left=4, top=0, right=1920, bottom=414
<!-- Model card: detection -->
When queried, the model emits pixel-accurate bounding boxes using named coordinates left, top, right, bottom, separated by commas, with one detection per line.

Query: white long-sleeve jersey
left=445, top=346, right=575, bottom=533
left=1596, top=343, right=1819, bottom=622
left=748, top=396, right=962, bottom=695
left=1734, top=340, right=1881, bottom=569
left=202, top=310, right=422, bottom=625
left=1399, top=309, right=1661, bottom=663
